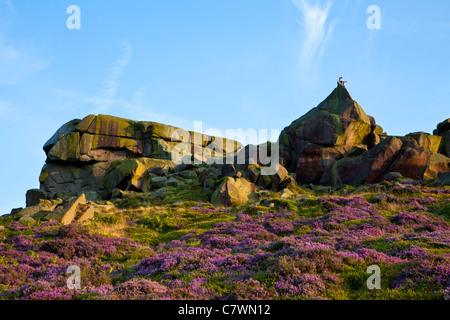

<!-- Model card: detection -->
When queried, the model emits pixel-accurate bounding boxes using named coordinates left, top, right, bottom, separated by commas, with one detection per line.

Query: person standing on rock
left=337, top=77, right=347, bottom=86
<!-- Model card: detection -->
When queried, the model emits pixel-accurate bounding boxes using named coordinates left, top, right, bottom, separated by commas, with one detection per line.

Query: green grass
left=1, top=174, right=449, bottom=300
left=339, top=263, right=433, bottom=300
left=95, top=214, right=120, bottom=225
left=242, top=205, right=271, bottom=216
left=120, top=204, right=236, bottom=246
left=125, top=227, right=159, bottom=246
left=437, top=204, right=450, bottom=220
left=363, top=238, right=415, bottom=254
left=161, top=184, right=212, bottom=204
left=343, top=219, right=372, bottom=227
left=270, top=198, right=300, bottom=212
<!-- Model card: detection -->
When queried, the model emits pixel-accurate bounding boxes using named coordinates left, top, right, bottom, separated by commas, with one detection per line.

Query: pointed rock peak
left=316, top=85, right=361, bottom=117
left=282, top=85, right=373, bottom=143
left=328, top=84, right=353, bottom=102
left=279, top=84, right=383, bottom=171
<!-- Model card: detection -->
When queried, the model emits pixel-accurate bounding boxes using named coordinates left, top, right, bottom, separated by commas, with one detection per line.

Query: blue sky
left=1, top=0, right=449, bottom=214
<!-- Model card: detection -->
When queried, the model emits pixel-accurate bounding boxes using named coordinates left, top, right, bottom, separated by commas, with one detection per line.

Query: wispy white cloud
left=292, top=0, right=336, bottom=79
left=53, top=44, right=192, bottom=128
left=0, top=100, right=11, bottom=116
left=360, top=28, right=379, bottom=61
left=102, top=44, right=133, bottom=99
left=92, top=43, right=133, bottom=112
left=0, top=100, right=24, bottom=122
left=0, top=38, right=50, bottom=85
left=351, top=0, right=362, bottom=18
left=0, top=1, right=49, bottom=85
left=120, top=86, right=194, bottom=130
left=54, top=43, right=133, bottom=113
left=49, top=44, right=133, bottom=113
left=0, top=0, right=15, bottom=24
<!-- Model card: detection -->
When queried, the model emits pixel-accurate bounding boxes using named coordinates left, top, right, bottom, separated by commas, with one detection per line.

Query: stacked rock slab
left=424, top=119, right=450, bottom=179
left=406, top=132, right=443, bottom=154
left=36, top=89, right=450, bottom=203
left=433, top=119, right=450, bottom=157
left=211, top=177, right=257, bottom=207
left=40, top=114, right=243, bottom=199
left=279, top=85, right=383, bottom=185
left=279, top=85, right=450, bottom=186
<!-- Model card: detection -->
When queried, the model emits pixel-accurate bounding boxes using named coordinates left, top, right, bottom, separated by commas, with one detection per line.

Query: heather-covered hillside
left=2, top=86, right=449, bottom=301
left=1, top=181, right=449, bottom=300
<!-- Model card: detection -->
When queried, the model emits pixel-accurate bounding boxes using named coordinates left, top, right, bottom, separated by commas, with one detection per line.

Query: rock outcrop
left=45, top=194, right=94, bottom=225
left=433, top=119, right=450, bottom=157
left=279, top=85, right=450, bottom=186
left=406, top=132, right=443, bottom=154
left=211, top=177, right=257, bottom=207
left=327, top=136, right=403, bottom=186
left=102, top=158, right=176, bottom=194
left=39, top=114, right=243, bottom=199
left=11, top=193, right=98, bottom=225
left=279, top=86, right=384, bottom=183
left=27, top=86, right=450, bottom=213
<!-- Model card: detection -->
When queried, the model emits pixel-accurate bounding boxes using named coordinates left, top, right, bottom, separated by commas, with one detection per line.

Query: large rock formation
left=280, top=86, right=376, bottom=149
left=39, top=114, right=243, bottom=199
left=33, top=87, right=450, bottom=207
left=279, top=85, right=382, bottom=183
left=279, top=85, right=450, bottom=186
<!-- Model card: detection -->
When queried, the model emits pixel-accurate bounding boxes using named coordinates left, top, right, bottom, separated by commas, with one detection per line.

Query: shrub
left=112, top=278, right=167, bottom=300
left=138, top=212, right=177, bottom=233
left=225, top=279, right=278, bottom=300
left=263, top=219, right=294, bottom=235
left=438, top=204, right=450, bottom=219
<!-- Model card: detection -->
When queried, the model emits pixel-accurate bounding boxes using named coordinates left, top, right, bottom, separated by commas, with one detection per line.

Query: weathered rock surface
left=437, top=171, right=450, bottom=185
left=295, top=144, right=355, bottom=185
left=26, top=189, right=48, bottom=207
left=102, top=158, right=176, bottom=194
left=281, top=86, right=372, bottom=147
left=388, top=144, right=431, bottom=180
left=13, top=194, right=96, bottom=225
left=280, top=86, right=376, bottom=169
left=381, top=171, right=403, bottom=181
left=45, top=194, right=93, bottom=225
left=211, top=177, right=257, bottom=207
left=256, top=164, right=289, bottom=190
left=39, top=114, right=242, bottom=199
left=424, top=153, right=450, bottom=179
left=278, top=86, right=449, bottom=186
left=434, top=119, right=450, bottom=135
left=327, top=137, right=403, bottom=186
left=406, top=132, right=443, bottom=153
left=32, top=89, right=450, bottom=208
left=441, top=131, right=450, bottom=158
left=280, top=188, right=294, bottom=199
left=279, top=85, right=385, bottom=180
left=433, top=119, right=450, bottom=157
left=13, top=199, right=62, bottom=220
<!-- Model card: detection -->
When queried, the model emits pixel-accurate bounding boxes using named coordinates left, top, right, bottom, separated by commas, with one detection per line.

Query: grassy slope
left=0, top=180, right=449, bottom=300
